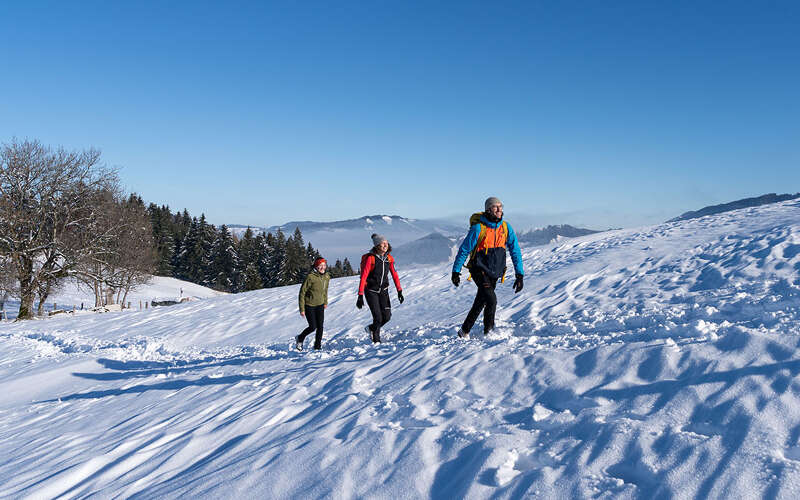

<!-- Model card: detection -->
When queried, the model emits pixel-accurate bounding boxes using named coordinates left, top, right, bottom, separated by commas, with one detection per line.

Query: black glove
left=356, top=295, right=364, bottom=309
left=513, top=274, right=523, bottom=293
left=397, top=290, right=404, bottom=304
left=451, top=272, right=460, bottom=287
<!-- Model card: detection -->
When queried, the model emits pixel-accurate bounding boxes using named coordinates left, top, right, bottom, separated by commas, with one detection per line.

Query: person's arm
left=389, top=258, right=402, bottom=291
left=324, top=275, right=329, bottom=307
left=452, top=224, right=481, bottom=273
left=298, top=275, right=311, bottom=313
left=358, top=255, right=374, bottom=295
left=506, top=223, right=524, bottom=276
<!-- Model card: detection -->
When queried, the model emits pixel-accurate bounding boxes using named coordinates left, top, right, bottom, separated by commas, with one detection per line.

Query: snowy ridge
left=1, top=200, right=800, bottom=498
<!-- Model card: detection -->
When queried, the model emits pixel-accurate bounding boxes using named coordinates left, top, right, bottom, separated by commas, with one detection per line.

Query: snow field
left=0, top=199, right=799, bottom=498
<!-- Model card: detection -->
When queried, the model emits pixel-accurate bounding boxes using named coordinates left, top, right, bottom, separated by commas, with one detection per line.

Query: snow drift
left=1, top=199, right=800, bottom=498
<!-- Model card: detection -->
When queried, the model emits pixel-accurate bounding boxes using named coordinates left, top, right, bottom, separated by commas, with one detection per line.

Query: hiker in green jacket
left=295, top=258, right=331, bottom=350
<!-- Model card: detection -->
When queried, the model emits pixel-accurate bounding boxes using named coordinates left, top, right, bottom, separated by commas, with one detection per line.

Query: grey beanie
left=371, top=233, right=387, bottom=246
left=485, top=197, right=502, bottom=211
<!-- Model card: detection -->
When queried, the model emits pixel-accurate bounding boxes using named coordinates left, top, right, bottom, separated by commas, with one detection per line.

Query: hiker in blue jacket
left=451, top=197, right=524, bottom=337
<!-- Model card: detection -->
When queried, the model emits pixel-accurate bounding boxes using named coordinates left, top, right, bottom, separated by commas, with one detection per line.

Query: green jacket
left=299, top=270, right=330, bottom=311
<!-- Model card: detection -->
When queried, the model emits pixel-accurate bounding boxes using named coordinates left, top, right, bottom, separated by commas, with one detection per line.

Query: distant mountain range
left=667, top=193, right=800, bottom=223
left=229, top=216, right=601, bottom=266
left=230, top=215, right=463, bottom=264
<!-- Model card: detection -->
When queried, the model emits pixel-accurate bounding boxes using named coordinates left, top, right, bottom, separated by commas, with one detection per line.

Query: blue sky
left=1, top=1, right=798, bottom=229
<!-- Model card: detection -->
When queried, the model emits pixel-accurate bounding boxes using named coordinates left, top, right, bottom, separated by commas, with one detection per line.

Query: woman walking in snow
left=356, top=234, right=404, bottom=343
left=295, top=258, right=331, bottom=350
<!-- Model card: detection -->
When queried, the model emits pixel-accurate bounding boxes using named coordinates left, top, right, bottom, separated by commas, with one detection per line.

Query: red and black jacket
left=358, top=251, right=402, bottom=295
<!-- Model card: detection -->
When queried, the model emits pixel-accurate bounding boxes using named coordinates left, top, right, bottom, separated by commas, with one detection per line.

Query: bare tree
left=73, top=192, right=156, bottom=307
left=0, top=255, right=16, bottom=314
left=0, top=139, right=119, bottom=320
left=35, top=272, right=64, bottom=315
left=113, top=197, right=156, bottom=305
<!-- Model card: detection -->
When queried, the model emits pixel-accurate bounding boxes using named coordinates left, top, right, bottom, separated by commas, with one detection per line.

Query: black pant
left=365, top=289, right=391, bottom=342
left=462, top=270, right=498, bottom=334
left=298, top=305, right=325, bottom=349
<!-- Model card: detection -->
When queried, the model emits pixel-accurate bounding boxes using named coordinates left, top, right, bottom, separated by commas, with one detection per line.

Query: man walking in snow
left=451, top=197, right=524, bottom=337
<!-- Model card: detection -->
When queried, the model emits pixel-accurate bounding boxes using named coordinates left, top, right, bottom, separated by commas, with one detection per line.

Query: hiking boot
left=457, top=328, right=469, bottom=338
left=295, top=336, right=303, bottom=351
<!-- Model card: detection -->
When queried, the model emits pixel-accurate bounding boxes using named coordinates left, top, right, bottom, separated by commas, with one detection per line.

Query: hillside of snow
left=1, top=276, right=225, bottom=321
left=1, top=199, right=800, bottom=498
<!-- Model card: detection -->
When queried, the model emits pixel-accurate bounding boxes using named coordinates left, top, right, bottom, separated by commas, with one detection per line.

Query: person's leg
left=370, top=290, right=391, bottom=342
left=313, top=306, right=324, bottom=349
left=379, top=289, right=392, bottom=327
left=462, top=272, right=488, bottom=333
left=365, top=291, right=383, bottom=336
left=298, top=306, right=317, bottom=343
left=482, top=279, right=498, bottom=334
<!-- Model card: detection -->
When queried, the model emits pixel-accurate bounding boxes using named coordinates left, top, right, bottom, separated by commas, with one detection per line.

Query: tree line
left=148, top=206, right=355, bottom=293
left=0, top=139, right=354, bottom=320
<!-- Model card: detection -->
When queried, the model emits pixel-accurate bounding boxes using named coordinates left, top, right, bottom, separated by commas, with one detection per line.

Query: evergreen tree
left=198, top=215, right=215, bottom=286
left=169, top=233, right=183, bottom=278
left=236, top=227, right=261, bottom=293
left=208, top=225, right=240, bottom=292
left=238, top=227, right=257, bottom=274
left=283, top=227, right=307, bottom=285
left=269, top=229, right=287, bottom=287
left=181, top=209, right=191, bottom=229
left=171, top=209, right=189, bottom=243
left=156, top=233, right=175, bottom=276
left=331, top=259, right=344, bottom=278
left=242, top=263, right=263, bottom=291
left=175, top=218, right=200, bottom=281
left=306, top=243, right=321, bottom=265
left=254, top=232, right=271, bottom=288
left=148, top=204, right=175, bottom=276
left=342, top=257, right=355, bottom=276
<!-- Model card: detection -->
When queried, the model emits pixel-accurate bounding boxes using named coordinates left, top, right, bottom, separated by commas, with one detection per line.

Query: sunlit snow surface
left=2, top=200, right=800, bottom=498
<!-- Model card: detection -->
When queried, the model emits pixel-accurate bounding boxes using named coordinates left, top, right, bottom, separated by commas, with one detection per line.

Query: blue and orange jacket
left=452, top=213, right=524, bottom=281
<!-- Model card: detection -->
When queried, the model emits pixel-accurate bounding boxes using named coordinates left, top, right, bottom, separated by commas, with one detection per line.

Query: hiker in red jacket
left=356, top=233, right=404, bottom=343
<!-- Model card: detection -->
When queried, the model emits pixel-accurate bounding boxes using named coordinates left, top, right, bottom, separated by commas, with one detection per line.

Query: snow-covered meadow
left=1, top=199, right=800, bottom=498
